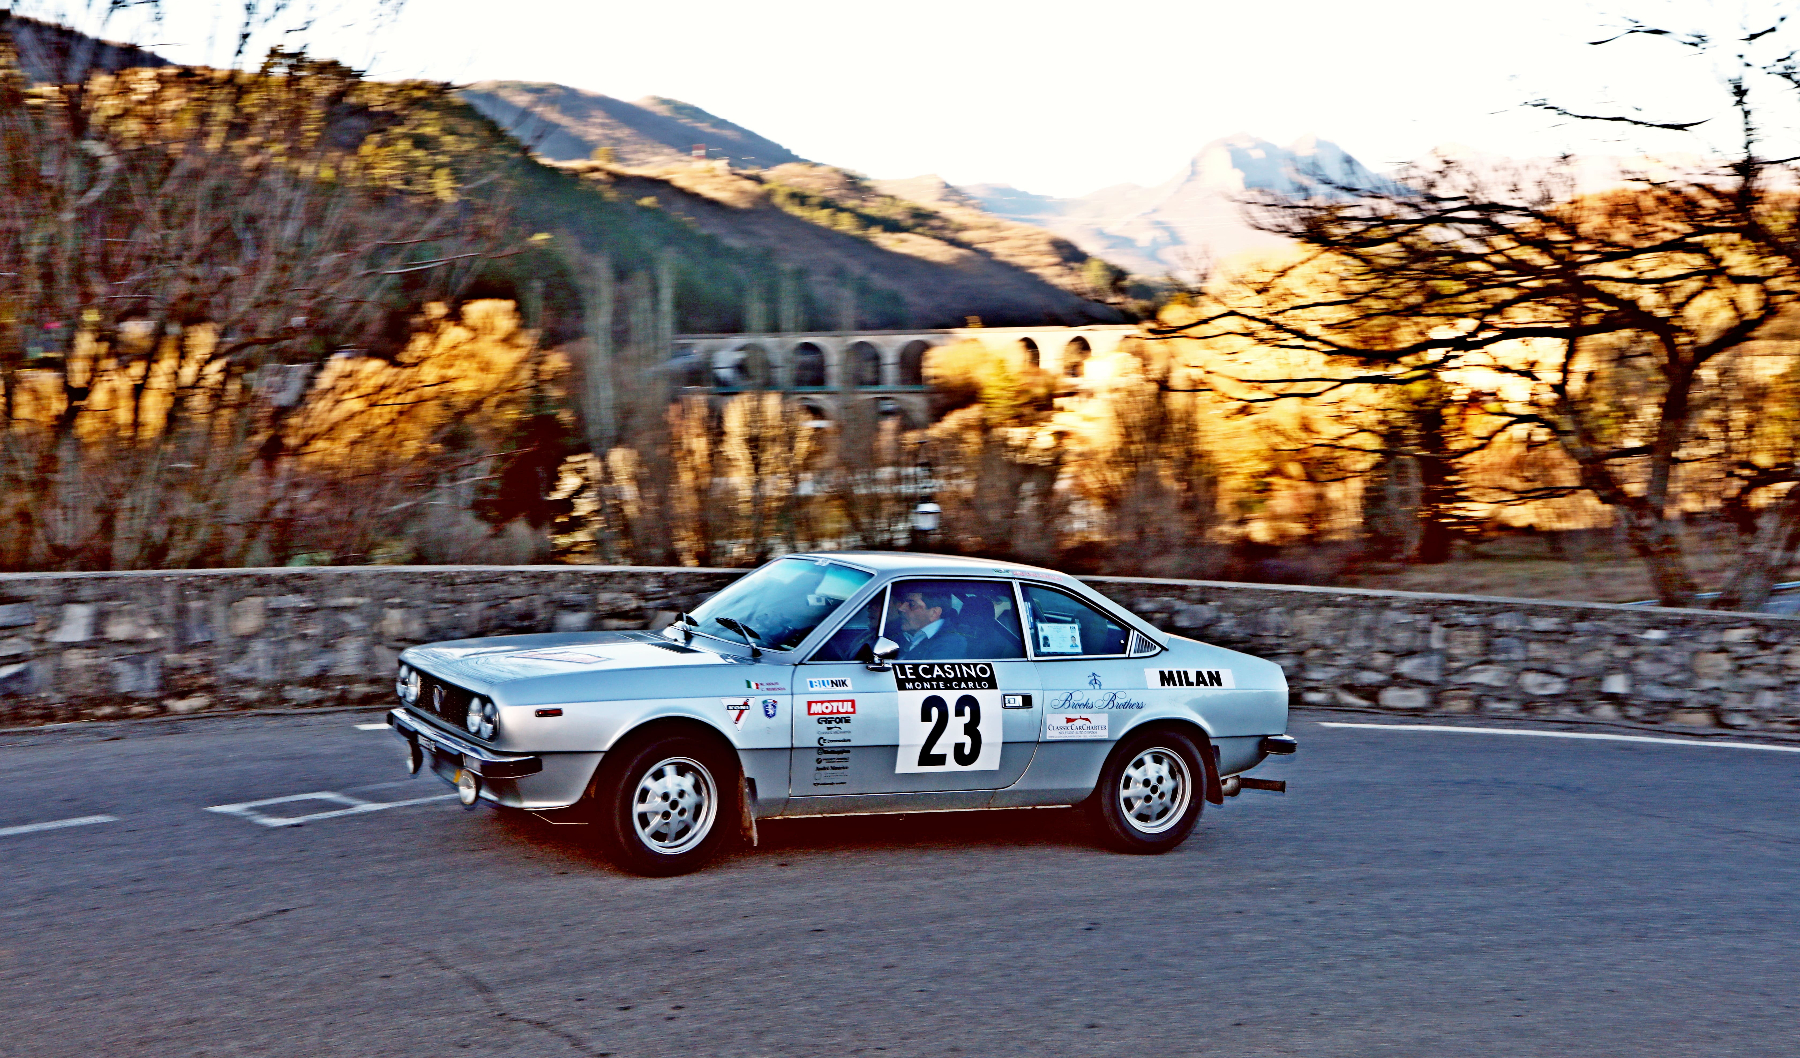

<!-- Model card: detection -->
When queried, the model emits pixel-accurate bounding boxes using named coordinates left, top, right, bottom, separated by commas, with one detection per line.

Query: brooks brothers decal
left=1045, top=713, right=1110, bottom=740
left=1147, top=668, right=1236, bottom=689
left=806, top=676, right=853, bottom=692
left=893, top=662, right=998, bottom=691
left=1045, top=690, right=1145, bottom=711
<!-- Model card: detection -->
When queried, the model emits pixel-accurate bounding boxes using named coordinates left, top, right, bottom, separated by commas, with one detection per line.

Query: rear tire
left=1086, top=727, right=1205, bottom=854
left=589, top=731, right=737, bottom=876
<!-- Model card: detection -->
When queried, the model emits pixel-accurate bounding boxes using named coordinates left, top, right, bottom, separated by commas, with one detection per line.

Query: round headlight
left=397, top=665, right=420, bottom=704
left=465, top=697, right=484, bottom=734
left=478, top=698, right=498, bottom=741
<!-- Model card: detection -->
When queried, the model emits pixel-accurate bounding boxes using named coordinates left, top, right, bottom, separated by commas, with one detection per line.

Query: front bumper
left=388, top=707, right=544, bottom=780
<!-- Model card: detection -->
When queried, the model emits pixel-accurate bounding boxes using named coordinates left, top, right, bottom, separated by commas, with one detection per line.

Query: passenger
left=892, top=588, right=972, bottom=660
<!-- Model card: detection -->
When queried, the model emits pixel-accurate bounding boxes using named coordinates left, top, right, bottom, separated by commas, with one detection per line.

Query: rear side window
left=1020, top=584, right=1129, bottom=658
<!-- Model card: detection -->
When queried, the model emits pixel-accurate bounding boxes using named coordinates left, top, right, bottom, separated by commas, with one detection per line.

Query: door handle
left=1002, top=693, right=1032, bottom=710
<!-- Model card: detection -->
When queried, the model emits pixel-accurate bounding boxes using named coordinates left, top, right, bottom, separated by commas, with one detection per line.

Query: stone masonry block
left=109, top=655, right=162, bottom=697
left=1395, top=653, right=1443, bottom=683
left=49, top=604, right=96, bottom=643
left=1517, top=670, right=1569, bottom=697
left=1691, top=652, right=1733, bottom=678
left=1378, top=686, right=1431, bottom=710
left=1455, top=664, right=1512, bottom=687
left=228, top=598, right=266, bottom=637
left=0, top=661, right=35, bottom=695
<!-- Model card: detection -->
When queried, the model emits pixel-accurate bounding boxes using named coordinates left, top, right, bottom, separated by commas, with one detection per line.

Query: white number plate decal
left=896, top=690, right=1003, bottom=772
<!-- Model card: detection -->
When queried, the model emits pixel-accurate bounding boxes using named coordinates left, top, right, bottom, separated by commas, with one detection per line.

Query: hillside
left=459, top=81, right=807, bottom=169
left=2, top=24, right=1122, bottom=330
left=573, top=161, right=1123, bottom=328
left=2, top=13, right=170, bottom=83
left=964, top=133, right=1386, bottom=276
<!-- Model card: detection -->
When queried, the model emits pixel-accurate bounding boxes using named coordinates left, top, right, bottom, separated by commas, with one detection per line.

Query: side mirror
left=865, top=637, right=899, bottom=671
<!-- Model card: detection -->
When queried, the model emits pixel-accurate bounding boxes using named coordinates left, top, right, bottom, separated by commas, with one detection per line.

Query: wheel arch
left=603, top=715, right=743, bottom=771
left=1112, top=716, right=1224, bottom=805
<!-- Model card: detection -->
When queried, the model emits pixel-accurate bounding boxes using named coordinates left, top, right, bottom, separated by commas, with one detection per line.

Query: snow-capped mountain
left=962, top=134, right=1386, bottom=277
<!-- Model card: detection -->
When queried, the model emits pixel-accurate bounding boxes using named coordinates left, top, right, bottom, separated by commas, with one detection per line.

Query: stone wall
left=1086, top=577, right=1800, bottom=733
left=0, top=567, right=739, bottom=725
left=2, top=566, right=1795, bottom=732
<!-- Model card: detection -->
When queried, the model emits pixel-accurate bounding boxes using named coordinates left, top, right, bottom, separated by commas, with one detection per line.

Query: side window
left=810, top=588, right=887, bottom=662
left=888, top=579, right=1026, bottom=661
left=1020, top=584, right=1129, bottom=658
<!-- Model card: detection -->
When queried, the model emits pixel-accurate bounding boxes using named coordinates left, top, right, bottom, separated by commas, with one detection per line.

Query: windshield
left=686, top=557, right=873, bottom=652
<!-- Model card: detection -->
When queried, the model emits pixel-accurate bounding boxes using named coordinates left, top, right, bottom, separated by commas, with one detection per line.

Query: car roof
left=789, top=551, right=1067, bottom=578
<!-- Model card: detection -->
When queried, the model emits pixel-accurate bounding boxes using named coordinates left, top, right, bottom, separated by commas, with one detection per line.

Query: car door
left=1020, top=582, right=1143, bottom=746
left=790, top=577, right=1040, bottom=797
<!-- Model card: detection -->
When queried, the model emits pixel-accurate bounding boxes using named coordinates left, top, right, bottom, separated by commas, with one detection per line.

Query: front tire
left=1086, top=728, right=1205, bottom=854
left=590, top=732, right=736, bottom=876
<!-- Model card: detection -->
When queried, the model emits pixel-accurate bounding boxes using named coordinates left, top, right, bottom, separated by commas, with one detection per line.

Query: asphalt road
left=3, top=709, right=1797, bottom=1058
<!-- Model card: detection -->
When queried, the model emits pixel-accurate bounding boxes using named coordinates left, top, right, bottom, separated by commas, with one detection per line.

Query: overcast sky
left=65, top=0, right=1797, bottom=198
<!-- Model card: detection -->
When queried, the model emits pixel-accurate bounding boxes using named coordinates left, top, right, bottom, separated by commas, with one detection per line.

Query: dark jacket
left=897, top=625, right=973, bottom=661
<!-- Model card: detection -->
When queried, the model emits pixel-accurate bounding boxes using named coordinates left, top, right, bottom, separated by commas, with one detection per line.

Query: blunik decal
left=761, top=698, right=779, bottom=719
left=893, top=662, right=998, bottom=691
left=806, top=677, right=853, bottom=692
left=721, top=697, right=754, bottom=727
left=807, top=699, right=856, bottom=716
left=1045, top=713, right=1109, bottom=740
left=1146, top=668, right=1235, bottom=689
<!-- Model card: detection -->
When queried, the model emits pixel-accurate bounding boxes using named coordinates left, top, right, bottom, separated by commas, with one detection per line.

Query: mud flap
left=740, top=775, right=759, bottom=848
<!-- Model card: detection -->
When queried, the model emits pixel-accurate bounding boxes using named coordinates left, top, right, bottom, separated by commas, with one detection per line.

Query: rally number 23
left=917, top=694, right=982, bottom=767
left=897, top=690, right=1001, bottom=773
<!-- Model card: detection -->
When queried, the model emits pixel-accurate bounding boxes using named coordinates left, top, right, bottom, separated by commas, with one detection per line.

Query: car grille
left=415, top=672, right=474, bottom=731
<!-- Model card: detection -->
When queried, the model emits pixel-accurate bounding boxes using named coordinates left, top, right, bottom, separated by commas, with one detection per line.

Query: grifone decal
left=810, top=714, right=853, bottom=787
left=1146, top=668, right=1236, bottom=689
left=893, top=662, right=998, bottom=691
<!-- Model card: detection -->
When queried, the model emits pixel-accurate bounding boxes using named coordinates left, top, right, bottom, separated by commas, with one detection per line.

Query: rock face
left=0, top=569, right=1795, bottom=732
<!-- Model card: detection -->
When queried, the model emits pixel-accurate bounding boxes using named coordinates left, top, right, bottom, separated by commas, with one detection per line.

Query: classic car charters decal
left=1045, top=713, right=1110, bottom=740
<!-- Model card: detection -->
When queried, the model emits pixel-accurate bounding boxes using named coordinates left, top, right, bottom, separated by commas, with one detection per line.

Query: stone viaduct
left=670, top=324, right=1143, bottom=423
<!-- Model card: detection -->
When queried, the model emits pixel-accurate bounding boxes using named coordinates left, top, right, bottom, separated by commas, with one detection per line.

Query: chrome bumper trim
left=388, top=708, right=544, bottom=780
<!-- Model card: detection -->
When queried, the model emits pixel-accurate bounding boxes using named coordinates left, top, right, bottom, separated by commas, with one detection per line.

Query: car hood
left=405, top=631, right=739, bottom=688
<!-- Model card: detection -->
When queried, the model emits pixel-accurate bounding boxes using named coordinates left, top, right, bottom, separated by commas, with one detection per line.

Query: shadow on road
left=478, top=802, right=1102, bottom=873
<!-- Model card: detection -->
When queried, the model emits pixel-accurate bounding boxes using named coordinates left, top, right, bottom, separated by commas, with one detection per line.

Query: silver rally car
left=388, top=552, right=1296, bottom=875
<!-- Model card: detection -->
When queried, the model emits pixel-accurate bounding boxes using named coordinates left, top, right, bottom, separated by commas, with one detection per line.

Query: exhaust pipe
left=1221, top=775, right=1287, bottom=797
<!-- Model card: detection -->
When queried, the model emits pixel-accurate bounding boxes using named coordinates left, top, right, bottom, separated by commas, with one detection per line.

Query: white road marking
left=1317, top=722, right=1800, bottom=754
left=354, top=723, right=390, bottom=731
left=0, top=814, right=118, bottom=838
left=205, top=790, right=457, bottom=828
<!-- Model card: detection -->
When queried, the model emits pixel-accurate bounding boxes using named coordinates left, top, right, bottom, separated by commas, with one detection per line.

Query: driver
left=892, top=587, right=971, bottom=660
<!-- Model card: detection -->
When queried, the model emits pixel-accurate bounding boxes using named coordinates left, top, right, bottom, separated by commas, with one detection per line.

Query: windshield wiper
left=713, top=617, right=764, bottom=659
